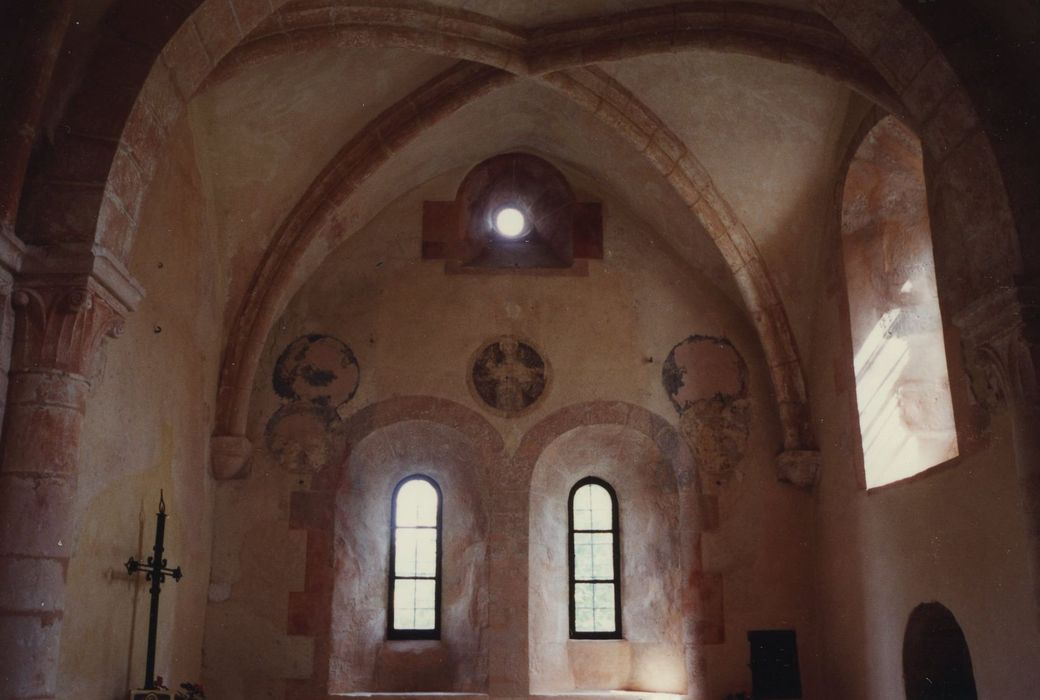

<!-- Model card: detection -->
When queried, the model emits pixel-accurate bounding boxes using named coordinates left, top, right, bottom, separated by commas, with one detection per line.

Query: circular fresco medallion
left=661, top=335, right=747, bottom=415
left=468, top=336, right=549, bottom=417
left=272, top=334, right=360, bottom=408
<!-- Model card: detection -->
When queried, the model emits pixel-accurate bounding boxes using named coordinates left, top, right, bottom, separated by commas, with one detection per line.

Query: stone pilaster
left=955, top=281, right=1040, bottom=630
left=0, top=273, right=131, bottom=699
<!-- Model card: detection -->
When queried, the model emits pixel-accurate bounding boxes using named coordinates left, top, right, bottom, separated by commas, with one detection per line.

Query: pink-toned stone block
left=922, top=87, right=980, bottom=161
left=230, top=0, right=276, bottom=34
left=161, top=22, right=215, bottom=100
left=95, top=191, right=137, bottom=260
left=0, top=614, right=61, bottom=697
left=0, top=474, right=77, bottom=558
left=136, top=62, right=187, bottom=137
left=193, top=0, right=245, bottom=61
left=870, top=11, right=938, bottom=92
left=901, top=52, right=960, bottom=121
left=0, top=555, right=66, bottom=612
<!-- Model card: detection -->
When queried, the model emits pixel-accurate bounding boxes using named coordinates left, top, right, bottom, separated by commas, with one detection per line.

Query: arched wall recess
left=281, top=397, right=702, bottom=698
left=529, top=426, right=687, bottom=694
left=420, top=151, right=602, bottom=270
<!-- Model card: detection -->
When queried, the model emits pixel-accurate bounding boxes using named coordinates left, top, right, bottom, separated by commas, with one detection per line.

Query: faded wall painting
left=469, top=336, right=548, bottom=416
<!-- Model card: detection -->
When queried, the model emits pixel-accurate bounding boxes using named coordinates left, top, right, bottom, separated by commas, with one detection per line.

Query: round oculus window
left=494, top=207, right=526, bottom=238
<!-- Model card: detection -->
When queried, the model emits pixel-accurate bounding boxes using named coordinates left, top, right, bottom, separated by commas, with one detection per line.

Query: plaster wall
left=188, top=47, right=456, bottom=331
left=203, top=164, right=818, bottom=698
left=809, top=216, right=1040, bottom=698
left=604, top=52, right=853, bottom=354
left=245, top=165, right=752, bottom=447
left=58, top=116, right=223, bottom=696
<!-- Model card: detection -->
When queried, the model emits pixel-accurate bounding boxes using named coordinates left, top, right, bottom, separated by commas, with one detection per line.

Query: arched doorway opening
left=903, top=602, right=978, bottom=700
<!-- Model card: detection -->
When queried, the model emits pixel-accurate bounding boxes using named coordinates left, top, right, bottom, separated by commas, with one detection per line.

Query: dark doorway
left=903, top=602, right=978, bottom=700
left=748, top=629, right=802, bottom=698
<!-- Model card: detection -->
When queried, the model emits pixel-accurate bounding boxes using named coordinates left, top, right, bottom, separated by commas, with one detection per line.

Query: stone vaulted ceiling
left=32, top=0, right=930, bottom=476
left=174, top=1, right=867, bottom=460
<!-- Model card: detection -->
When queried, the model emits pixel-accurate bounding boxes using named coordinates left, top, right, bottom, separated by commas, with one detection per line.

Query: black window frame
left=387, top=474, right=443, bottom=640
left=568, top=475, right=622, bottom=639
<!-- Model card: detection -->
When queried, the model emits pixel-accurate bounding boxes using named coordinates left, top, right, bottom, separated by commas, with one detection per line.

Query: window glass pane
left=414, top=607, right=436, bottom=630
left=393, top=578, right=437, bottom=631
left=395, top=527, right=437, bottom=577
left=572, top=483, right=613, bottom=531
left=594, top=604, right=615, bottom=632
left=395, top=606, right=415, bottom=629
left=574, top=582, right=616, bottom=633
left=573, top=484, right=593, bottom=530
left=414, top=578, right=436, bottom=609
left=591, top=532, right=614, bottom=580
left=395, top=479, right=438, bottom=527
left=573, top=532, right=593, bottom=579
left=588, top=485, right=613, bottom=529
left=593, top=583, right=616, bottom=632
left=574, top=581, right=594, bottom=608
left=575, top=606, right=595, bottom=632
left=393, top=579, right=416, bottom=629
left=574, top=583, right=595, bottom=632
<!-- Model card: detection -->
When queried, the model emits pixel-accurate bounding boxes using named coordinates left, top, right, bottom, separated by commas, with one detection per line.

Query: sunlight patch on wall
left=842, top=117, right=958, bottom=489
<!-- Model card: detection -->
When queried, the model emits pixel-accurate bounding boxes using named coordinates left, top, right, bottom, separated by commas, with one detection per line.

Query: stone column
left=0, top=275, right=128, bottom=698
left=955, top=282, right=1040, bottom=630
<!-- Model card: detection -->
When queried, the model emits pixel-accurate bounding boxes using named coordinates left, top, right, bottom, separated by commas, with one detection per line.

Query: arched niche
left=528, top=424, right=687, bottom=695
left=329, top=419, right=489, bottom=693
left=841, top=116, right=958, bottom=489
left=420, top=151, right=603, bottom=271
left=903, top=602, right=978, bottom=700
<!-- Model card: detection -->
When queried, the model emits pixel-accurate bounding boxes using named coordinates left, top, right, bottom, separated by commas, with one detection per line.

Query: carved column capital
left=9, top=276, right=127, bottom=378
left=955, top=281, right=1040, bottom=408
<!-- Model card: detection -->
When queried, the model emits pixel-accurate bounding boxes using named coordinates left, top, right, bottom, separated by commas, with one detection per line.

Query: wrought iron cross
left=125, top=490, right=183, bottom=690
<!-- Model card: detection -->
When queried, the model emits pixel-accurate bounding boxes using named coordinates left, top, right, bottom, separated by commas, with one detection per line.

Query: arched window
left=568, top=477, right=621, bottom=639
left=841, top=116, right=958, bottom=488
left=388, top=475, right=442, bottom=639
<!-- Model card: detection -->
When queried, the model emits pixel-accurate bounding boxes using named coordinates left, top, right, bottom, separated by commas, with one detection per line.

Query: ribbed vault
left=13, top=0, right=1023, bottom=484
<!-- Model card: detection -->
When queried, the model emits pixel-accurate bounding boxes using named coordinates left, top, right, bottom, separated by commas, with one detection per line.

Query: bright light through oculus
left=494, top=207, right=526, bottom=238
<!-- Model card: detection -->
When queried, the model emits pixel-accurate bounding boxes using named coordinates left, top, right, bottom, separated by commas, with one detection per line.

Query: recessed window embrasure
left=493, top=206, right=527, bottom=238
left=420, top=153, right=604, bottom=270
left=388, top=475, right=442, bottom=639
